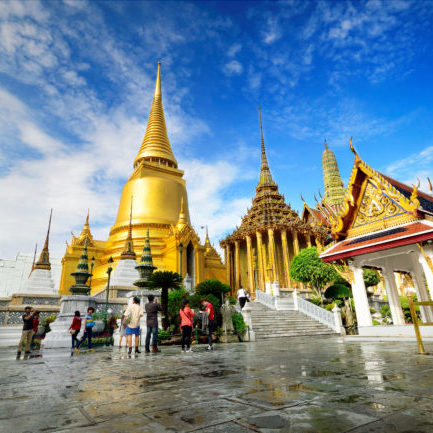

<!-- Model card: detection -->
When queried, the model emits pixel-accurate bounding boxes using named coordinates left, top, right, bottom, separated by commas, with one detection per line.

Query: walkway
left=0, top=336, right=432, bottom=432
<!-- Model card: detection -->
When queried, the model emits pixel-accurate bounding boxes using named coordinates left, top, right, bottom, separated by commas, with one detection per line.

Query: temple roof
left=134, top=62, right=178, bottom=168
left=221, top=109, right=314, bottom=245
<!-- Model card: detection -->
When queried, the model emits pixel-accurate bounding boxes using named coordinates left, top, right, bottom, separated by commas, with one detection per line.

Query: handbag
left=122, top=313, right=132, bottom=328
left=68, top=329, right=76, bottom=334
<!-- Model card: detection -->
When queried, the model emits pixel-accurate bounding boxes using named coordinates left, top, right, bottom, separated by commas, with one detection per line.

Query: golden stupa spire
left=34, top=209, right=52, bottom=271
left=28, top=243, right=38, bottom=277
left=176, top=196, right=188, bottom=229
left=134, top=62, right=178, bottom=168
left=120, top=198, right=136, bottom=260
left=204, top=225, right=211, bottom=249
left=258, top=106, right=274, bottom=186
left=322, top=139, right=345, bottom=207
left=76, top=209, right=94, bottom=245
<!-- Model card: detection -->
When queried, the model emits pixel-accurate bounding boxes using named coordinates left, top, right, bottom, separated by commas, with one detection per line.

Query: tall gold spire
left=134, top=62, right=178, bottom=168
left=176, top=196, right=188, bottom=229
left=35, top=209, right=52, bottom=270
left=120, top=198, right=136, bottom=260
left=76, top=209, right=93, bottom=245
left=258, top=106, right=274, bottom=186
left=28, top=243, right=38, bottom=277
left=322, top=140, right=345, bottom=208
left=204, top=225, right=211, bottom=249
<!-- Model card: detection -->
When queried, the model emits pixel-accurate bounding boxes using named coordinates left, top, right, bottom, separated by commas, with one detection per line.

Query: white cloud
left=227, top=43, right=242, bottom=57
left=223, top=60, right=243, bottom=76
left=262, top=17, right=282, bottom=44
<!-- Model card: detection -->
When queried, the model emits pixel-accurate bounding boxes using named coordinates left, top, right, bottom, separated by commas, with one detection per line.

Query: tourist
left=201, top=299, right=215, bottom=351
left=145, top=295, right=162, bottom=353
left=124, top=296, right=144, bottom=355
left=16, top=306, right=36, bottom=359
left=237, top=287, right=249, bottom=309
left=180, top=299, right=195, bottom=352
left=30, top=311, right=40, bottom=350
left=118, top=306, right=127, bottom=349
left=76, top=307, right=95, bottom=352
left=69, top=311, right=82, bottom=351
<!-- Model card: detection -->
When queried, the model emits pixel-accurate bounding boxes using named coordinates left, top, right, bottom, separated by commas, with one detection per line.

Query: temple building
left=220, top=109, right=324, bottom=297
left=59, top=63, right=225, bottom=295
left=321, top=139, right=433, bottom=336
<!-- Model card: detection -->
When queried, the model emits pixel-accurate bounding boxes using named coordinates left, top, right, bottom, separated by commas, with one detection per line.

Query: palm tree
left=147, top=271, right=182, bottom=330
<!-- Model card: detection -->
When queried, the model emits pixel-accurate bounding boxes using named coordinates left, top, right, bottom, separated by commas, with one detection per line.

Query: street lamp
left=89, top=256, right=96, bottom=290
left=105, top=257, right=114, bottom=324
left=179, top=243, right=183, bottom=278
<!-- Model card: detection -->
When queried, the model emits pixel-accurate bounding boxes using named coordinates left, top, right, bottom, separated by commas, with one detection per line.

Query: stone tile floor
left=0, top=336, right=433, bottom=432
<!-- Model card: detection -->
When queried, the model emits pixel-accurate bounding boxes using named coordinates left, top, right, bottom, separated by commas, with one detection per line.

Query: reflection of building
left=220, top=109, right=323, bottom=296
left=59, top=63, right=225, bottom=295
left=321, top=140, right=433, bottom=336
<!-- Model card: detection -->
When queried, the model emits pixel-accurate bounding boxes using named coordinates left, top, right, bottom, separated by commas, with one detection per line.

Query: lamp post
left=105, top=257, right=114, bottom=324
left=179, top=243, right=183, bottom=278
left=89, top=256, right=95, bottom=290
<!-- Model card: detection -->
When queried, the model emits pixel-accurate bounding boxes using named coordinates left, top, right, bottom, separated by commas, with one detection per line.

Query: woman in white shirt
left=124, top=296, right=144, bottom=355
left=237, top=287, right=249, bottom=309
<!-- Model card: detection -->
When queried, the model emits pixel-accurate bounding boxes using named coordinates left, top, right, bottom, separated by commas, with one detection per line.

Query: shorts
left=126, top=326, right=140, bottom=335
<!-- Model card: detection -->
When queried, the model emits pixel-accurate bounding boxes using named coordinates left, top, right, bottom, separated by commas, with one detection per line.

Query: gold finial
left=28, top=243, right=38, bottom=277
left=257, top=106, right=274, bottom=186
left=177, top=196, right=188, bottom=228
left=120, top=196, right=136, bottom=260
left=428, top=177, right=432, bottom=193
left=300, top=193, right=306, bottom=203
left=76, top=209, right=93, bottom=245
left=324, top=138, right=328, bottom=149
left=134, top=62, right=178, bottom=168
left=35, top=209, right=52, bottom=270
left=349, top=136, right=356, bottom=154
left=204, top=225, right=211, bottom=248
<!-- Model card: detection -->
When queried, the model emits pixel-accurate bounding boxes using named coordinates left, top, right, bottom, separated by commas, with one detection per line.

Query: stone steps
left=249, top=302, right=336, bottom=339
left=0, top=326, right=22, bottom=347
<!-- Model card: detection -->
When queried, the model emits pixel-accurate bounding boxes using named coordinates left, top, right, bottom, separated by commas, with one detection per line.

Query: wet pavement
left=0, top=336, right=433, bottom=432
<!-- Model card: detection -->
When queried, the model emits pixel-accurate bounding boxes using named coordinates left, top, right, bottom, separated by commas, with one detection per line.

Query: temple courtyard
left=0, top=336, right=432, bottom=433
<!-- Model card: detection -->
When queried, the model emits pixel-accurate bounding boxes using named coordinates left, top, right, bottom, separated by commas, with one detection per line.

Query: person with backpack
left=237, top=287, right=249, bottom=309
left=201, top=299, right=215, bottom=351
left=145, top=295, right=162, bottom=353
left=69, top=311, right=82, bottom=351
left=76, top=307, right=95, bottom=352
left=16, top=306, right=36, bottom=359
left=180, top=299, right=195, bottom=352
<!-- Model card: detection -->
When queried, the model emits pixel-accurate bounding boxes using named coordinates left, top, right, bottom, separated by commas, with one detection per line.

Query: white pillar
left=332, top=304, right=345, bottom=335
left=410, top=267, right=433, bottom=323
left=382, top=268, right=405, bottom=325
left=418, top=252, right=433, bottom=300
left=292, top=288, right=298, bottom=311
left=349, top=264, right=373, bottom=327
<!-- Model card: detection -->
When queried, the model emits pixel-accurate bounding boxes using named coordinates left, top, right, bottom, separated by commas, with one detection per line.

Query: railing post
left=409, top=296, right=427, bottom=355
left=292, top=288, right=298, bottom=311
left=332, top=304, right=345, bottom=336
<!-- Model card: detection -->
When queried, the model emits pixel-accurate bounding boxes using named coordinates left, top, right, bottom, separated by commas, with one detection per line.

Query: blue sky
left=1, top=0, right=433, bottom=258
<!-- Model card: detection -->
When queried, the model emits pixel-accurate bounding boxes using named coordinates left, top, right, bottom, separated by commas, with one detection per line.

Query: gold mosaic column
left=268, top=228, right=278, bottom=282
left=246, top=235, right=254, bottom=293
left=256, top=231, right=265, bottom=290
left=281, top=230, right=291, bottom=288
left=235, top=240, right=240, bottom=291
left=307, top=234, right=312, bottom=248
left=292, top=231, right=300, bottom=289
left=225, top=245, right=231, bottom=288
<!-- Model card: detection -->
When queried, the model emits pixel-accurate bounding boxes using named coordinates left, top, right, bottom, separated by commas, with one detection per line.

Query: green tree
left=363, top=269, right=380, bottom=289
left=147, top=271, right=182, bottom=330
left=194, top=279, right=231, bottom=305
left=289, top=247, right=338, bottom=302
left=168, top=288, right=189, bottom=331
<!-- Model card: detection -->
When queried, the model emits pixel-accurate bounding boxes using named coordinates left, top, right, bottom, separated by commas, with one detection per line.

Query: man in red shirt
left=201, top=299, right=214, bottom=351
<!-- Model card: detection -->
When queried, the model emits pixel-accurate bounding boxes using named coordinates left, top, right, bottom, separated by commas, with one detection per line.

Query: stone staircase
left=249, top=302, right=337, bottom=339
left=0, top=326, right=22, bottom=347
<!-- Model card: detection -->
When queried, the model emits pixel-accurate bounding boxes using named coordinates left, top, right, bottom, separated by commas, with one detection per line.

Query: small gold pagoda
left=59, top=63, right=225, bottom=294
left=220, top=108, right=322, bottom=296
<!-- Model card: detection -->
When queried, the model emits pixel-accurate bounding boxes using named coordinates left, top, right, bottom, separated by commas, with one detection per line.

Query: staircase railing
left=296, top=293, right=341, bottom=333
left=255, top=289, right=276, bottom=309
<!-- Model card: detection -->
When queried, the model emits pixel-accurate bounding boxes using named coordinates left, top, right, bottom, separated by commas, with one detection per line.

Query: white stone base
left=110, top=259, right=139, bottom=287
left=20, top=268, right=56, bottom=295
left=358, top=325, right=433, bottom=337
left=42, top=295, right=97, bottom=349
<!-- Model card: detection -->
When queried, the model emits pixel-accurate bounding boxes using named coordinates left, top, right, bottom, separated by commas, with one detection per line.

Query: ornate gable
left=330, top=139, right=421, bottom=240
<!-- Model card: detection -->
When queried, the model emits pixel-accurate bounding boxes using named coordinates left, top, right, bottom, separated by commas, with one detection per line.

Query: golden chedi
left=60, top=63, right=225, bottom=295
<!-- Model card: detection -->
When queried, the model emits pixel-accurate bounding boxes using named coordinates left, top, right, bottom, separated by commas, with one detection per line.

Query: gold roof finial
left=324, top=138, right=328, bottom=149
left=134, top=62, right=178, bottom=168
left=76, top=209, right=93, bottom=245
left=35, top=209, right=52, bottom=271
left=28, top=243, right=38, bottom=277
left=120, top=197, right=136, bottom=260
left=177, top=196, right=188, bottom=229
left=204, top=225, right=211, bottom=248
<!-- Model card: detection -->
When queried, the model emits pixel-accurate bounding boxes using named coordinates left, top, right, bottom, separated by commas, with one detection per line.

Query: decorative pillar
left=281, top=230, right=291, bottom=288
left=349, top=264, right=373, bottom=327
left=246, top=235, right=254, bottom=293
left=256, top=231, right=265, bottom=291
left=225, top=245, right=231, bottom=287
left=382, top=267, right=405, bottom=326
left=292, top=231, right=300, bottom=256
left=267, top=228, right=278, bottom=282
left=234, top=240, right=240, bottom=291
left=410, top=269, right=433, bottom=323
left=307, top=234, right=312, bottom=248
left=418, top=251, right=433, bottom=300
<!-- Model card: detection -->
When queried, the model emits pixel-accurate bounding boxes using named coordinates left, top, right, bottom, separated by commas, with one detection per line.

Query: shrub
left=373, top=319, right=381, bottom=326
left=157, top=329, right=171, bottom=340
left=232, top=312, right=247, bottom=334
left=168, top=288, right=189, bottom=330
left=42, top=314, right=57, bottom=333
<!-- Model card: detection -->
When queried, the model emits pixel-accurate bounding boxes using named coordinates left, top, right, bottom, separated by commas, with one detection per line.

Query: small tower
left=322, top=139, right=345, bottom=209
left=134, top=229, right=156, bottom=288
left=21, top=210, right=56, bottom=294
left=69, top=238, right=92, bottom=295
